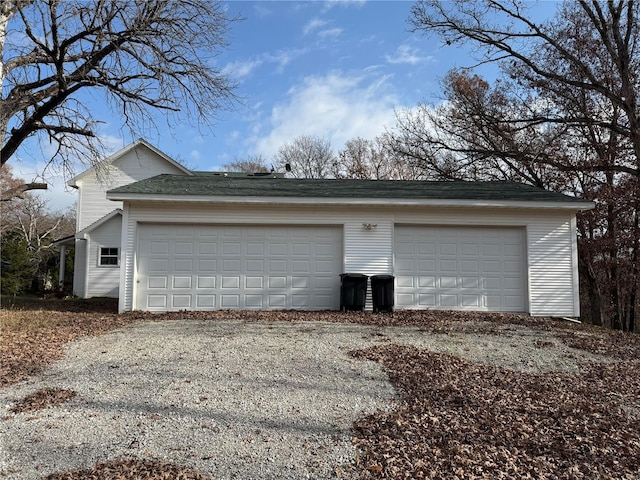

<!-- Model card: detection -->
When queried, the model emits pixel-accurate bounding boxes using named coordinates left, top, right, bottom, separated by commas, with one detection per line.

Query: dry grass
left=2, top=297, right=639, bottom=479
left=1, top=296, right=125, bottom=387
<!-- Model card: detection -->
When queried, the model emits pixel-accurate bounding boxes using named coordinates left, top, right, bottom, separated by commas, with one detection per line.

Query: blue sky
left=13, top=0, right=559, bottom=212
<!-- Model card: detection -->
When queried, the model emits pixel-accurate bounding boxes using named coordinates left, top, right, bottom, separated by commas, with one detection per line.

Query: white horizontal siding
left=527, top=221, right=576, bottom=316
left=86, top=215, right=122, bottom=298
left=344, top=220, right=393, bottom=310
left=120, top=207, right=135, bottom=313
left=72, top=239, right=87, bottom=297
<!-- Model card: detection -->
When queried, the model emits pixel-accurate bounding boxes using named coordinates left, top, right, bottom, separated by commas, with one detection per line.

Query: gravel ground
left=0, top=319, right=604, bottom=479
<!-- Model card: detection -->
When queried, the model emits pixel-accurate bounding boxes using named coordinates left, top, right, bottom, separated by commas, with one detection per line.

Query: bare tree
left=1, top=0, right=238, bottom=178
left=1, top=193, right=75, bottom=293
left=274, top=135, right=335, bottom=179
left=335, top=136, right=427, bottom=180
left=223, top=155, right=271, bottom=174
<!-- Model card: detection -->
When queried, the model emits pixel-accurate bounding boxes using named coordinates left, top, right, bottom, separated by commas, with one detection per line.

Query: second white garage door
left=136, top=224, right=343, bottom=311
left=395, top=226, right=526, bottom=312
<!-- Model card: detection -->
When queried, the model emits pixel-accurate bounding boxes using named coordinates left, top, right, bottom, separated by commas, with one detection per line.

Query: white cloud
left=222, top=49, right=306, bottom=81
left=251, top=71, right=402, bottom=158
left=318, top=27, right=343, bottom=40
left=303, top=18, right=328, bottom=35
left=222, top=58, right=264, bottom=80
left=190, top=150, right=201, bottom=161
left=322, top=0, right=366, bottom=12
left=385, top=44, right=431, bottom=65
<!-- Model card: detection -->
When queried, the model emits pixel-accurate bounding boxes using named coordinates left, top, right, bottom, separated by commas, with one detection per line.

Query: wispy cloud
left=250, top=70, right=402, bottom=158
left=318, top=27, right=343, bottom=40
left=303, top=18, right=328, bottom=35
left=222, top=49, right=306, bottom=81
left=385, top=44, right=431, bottom=65
left=322, top=0, right=367, bottom=12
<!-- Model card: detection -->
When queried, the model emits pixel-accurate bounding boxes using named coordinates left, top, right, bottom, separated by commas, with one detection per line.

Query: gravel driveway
left=0, top=319, right=594, bottom=479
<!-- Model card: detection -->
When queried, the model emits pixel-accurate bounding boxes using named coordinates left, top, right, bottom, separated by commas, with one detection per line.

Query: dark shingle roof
left=107, top=174, right=588, bottom=204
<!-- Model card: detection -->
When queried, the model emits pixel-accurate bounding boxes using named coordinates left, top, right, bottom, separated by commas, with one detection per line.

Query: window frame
left=98, top=247, right=120, bottom=267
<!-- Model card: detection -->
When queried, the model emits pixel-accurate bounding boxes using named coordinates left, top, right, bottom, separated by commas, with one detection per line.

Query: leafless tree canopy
left=274, top=135, right=336, bottom=179
left=0, top=0, right=238, bottom=177
left=223, top=155, right=271, bottom=174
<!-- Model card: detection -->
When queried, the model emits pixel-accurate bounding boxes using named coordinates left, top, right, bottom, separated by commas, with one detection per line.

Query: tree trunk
left=579, top=248, right=603, bottom=327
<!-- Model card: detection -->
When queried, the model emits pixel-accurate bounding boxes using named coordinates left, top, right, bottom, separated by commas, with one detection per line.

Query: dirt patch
left=9, top=387, right=76, bottom=414
left=44, top=458, right=210, bottom=480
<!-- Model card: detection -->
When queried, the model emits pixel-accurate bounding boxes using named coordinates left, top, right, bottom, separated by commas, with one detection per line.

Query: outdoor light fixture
left=362, top=223, right=377, bottom=230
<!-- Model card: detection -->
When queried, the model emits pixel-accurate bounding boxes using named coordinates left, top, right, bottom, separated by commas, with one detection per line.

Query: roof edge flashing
left=106, top=193, right=595, bottom=211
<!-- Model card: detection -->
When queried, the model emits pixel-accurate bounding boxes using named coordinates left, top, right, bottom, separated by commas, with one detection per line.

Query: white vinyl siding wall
left=527, top=221, right=575, bottom=316
left=119, top=202, right=580, bottom=316
left=344, top=221, right=393, bottom=310
left=72, top=239, right=88, bottom=297
left=85, top=215, right=122, bottom=298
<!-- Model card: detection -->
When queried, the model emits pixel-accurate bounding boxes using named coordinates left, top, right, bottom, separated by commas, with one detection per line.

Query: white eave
left=106, top=192, right=595, bottom=211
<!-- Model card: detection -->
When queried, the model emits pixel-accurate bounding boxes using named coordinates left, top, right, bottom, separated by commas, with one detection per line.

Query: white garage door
left=395, top=226, right=526, bottom=312
left=136, top=224, right=343, bottom=311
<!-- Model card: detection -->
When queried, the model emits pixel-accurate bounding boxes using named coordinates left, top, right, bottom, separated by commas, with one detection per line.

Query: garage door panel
left=198, top=259, right=217, bottom=272
left=462, top=295, right=480, bottom=307
left=246, top=259, right=264, bottom=272
left=395, top=226, right=526, bottom=312
left=151, top=242, right=169, bottom=254
left=245, top=295, right=263, bottom=308
left=293, top=260, right=310, bottom=272
left=269, top=295, right=286, bottom=308
left=315, top=276, right=335, bottom=289
left=245, top=276, right=263, bottom=288
left=292, top=276, right=310, bottom=288
left=173, top=276, right=191, bottom=289
left=199, top=242, right=217, bottom=255
left=148, top=295, right=166, bottom=308
left=270, top=244, right=287, bottom=256
left=172, top=295, right=191, bottom=308
left=222, top=259, right=240, bottom=272
left=175, top=242, right=193, bottom=254
left=198, top=276, right=215, bottom=288
left=197, top=295, right=215, bottom=308
left=137, top=224, right=342, bottom=311
left=149, top=276, right=167, bottom=289
left=247, top=243, right=264, bottom=255
left=174, top=259, right=193, bottom=272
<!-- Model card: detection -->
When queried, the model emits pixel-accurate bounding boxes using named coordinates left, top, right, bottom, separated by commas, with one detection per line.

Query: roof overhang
left=53, top=235, right=76, bottom=247
left=106, top=193, right=595, bottom=211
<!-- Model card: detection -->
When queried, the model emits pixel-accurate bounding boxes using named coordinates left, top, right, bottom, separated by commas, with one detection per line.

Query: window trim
left=99, top=247, right=119, bottom=267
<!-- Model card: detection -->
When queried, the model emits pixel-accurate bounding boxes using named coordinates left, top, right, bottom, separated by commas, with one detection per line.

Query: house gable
left=71, top=139, right=191, bottom=231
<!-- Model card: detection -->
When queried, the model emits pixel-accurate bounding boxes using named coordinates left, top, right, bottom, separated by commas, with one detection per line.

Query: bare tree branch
left=1, top=0, right=238, bottom=178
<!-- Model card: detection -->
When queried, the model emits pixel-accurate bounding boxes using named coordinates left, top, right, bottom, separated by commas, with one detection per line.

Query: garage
left=136, top=224, right=343, bottom=311
left=394, top=226, right=526, bottom=312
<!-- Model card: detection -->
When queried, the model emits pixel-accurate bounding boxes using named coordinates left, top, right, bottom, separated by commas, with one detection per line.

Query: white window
left=99, top=247, right=119, bottom=266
